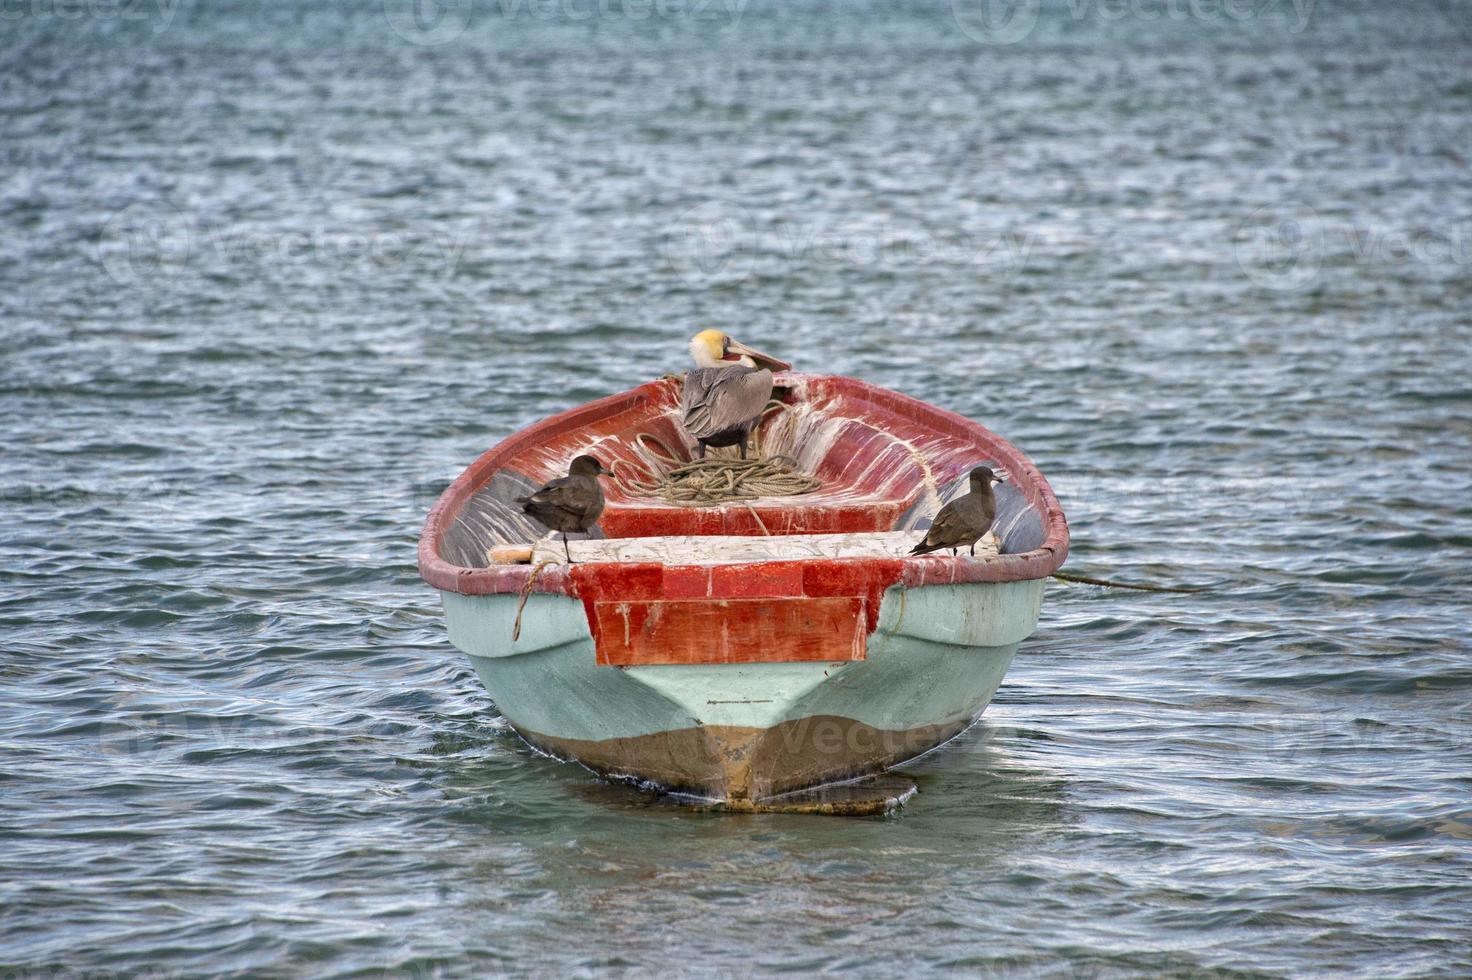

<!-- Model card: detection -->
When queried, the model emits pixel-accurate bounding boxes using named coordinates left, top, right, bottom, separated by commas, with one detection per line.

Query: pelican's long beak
left=726, top=339, right=791, bottom=372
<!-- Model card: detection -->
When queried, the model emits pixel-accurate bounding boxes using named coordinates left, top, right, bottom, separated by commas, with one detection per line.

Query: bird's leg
left=951, top=547, right=958, bottom=556
left=969, top=541, right=976, bottom=557
left=563, top=531, right=573, bottom=563
left=739, top=438, right=748, bottom=461
left=698, top=441, right=707, bottom=460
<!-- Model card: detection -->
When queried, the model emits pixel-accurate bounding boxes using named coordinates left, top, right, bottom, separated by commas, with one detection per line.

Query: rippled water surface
left=4, top=1, right=1471, bottom=975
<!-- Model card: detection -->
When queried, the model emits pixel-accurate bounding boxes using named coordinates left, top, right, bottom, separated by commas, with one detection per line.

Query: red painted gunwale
left=418, top=374, right=1068, bottom=615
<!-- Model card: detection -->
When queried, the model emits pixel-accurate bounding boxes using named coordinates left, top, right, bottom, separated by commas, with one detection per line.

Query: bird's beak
left=992, top=472, right=1008, bottom=486
left=726, top=339, right=790, bottom=372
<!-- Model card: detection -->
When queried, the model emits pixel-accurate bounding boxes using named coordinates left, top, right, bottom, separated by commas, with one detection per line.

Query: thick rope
left=611, top=427, right=821, bottom=508
left=743, top=501, right=772, bottom=536
left=512, top=560, right=556, bottom=640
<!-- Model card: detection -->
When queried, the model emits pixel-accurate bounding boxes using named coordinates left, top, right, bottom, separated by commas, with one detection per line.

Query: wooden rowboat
left=418, top=373, right=1069, bottom=811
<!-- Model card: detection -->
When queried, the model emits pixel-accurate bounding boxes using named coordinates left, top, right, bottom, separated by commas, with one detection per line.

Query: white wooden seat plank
left=528, top=530, right=1001, bottom=566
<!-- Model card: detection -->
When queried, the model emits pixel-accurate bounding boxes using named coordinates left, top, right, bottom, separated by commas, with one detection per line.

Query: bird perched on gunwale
left=516, top=455, right=609, bottom=563
left=909, top=466, right=1006, bottom=557
left=681, top=329, right=791, bottom=460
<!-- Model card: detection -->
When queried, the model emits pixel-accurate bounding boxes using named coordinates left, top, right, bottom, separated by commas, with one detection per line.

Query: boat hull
left=441, top=578, right=1043, bottom=803
left=420, top=374, right=1071, bottom=807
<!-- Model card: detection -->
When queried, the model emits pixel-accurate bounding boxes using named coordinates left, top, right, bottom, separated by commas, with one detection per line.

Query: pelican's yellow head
left=689, top=329, right=729, bottom=369
left=687, top=330, right=791, bottom=372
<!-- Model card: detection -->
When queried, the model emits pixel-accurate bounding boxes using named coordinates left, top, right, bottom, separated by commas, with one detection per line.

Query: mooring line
left=1050, top=571, right=1204, bottom=594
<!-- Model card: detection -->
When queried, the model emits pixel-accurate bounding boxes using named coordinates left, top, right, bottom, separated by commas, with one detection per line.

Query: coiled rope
left=611, top=423, right=821, bottom=508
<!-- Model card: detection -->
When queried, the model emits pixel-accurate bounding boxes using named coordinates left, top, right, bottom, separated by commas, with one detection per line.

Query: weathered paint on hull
left=441, top=579, right=1043, bottom=802
left=517, top=715, right=971, bottom=802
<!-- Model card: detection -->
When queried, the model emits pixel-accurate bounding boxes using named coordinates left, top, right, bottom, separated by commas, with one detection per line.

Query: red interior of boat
left=419, top=374, right=1069, bottom=666
left=420, top=375, right=1070, bottom=612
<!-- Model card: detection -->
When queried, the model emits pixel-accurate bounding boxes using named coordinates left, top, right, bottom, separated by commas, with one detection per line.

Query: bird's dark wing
left=681, top=366, right=773, bottom=440
left=912, top=494, right=997, bottom=554
left=921, top=501, right=971, bottom=549
left=518, top=476, right=596, bottom=527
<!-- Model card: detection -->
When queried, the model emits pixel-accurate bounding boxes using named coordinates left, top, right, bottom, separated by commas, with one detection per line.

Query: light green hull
left=441, top=580, right=1045, bottom=803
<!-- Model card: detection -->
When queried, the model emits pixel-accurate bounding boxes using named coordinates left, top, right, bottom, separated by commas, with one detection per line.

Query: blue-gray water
left=3, top=1, right=1471, bottom=975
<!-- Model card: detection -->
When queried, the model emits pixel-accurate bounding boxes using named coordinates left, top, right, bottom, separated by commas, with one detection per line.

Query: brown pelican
left=516, top=455, right=609, bottom=563
left=681, top=329, right=791, bottom=459
left=910, top=466, right=1005, bottom=557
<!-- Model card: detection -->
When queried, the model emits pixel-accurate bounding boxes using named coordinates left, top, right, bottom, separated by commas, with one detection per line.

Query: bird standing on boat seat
left=909, top=466, right=1005, bottom=557
left=681, top=329, right=791, bottom=460
left=516, top=455, right=610, bottom=563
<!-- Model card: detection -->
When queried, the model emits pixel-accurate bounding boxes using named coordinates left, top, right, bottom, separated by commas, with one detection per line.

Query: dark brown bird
left=909, top=466, right=1005, bottom=557
left=516, top=455, right=609, bottom=563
